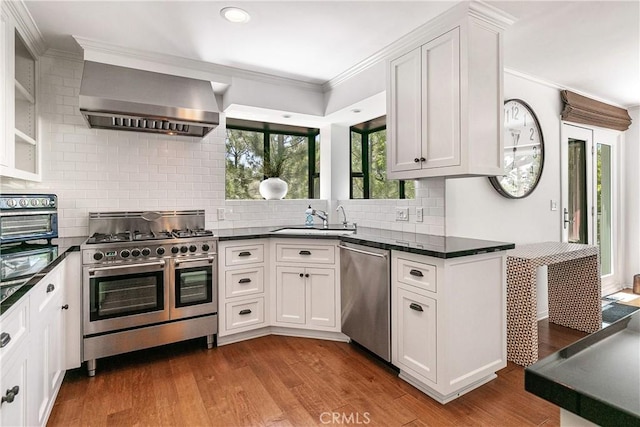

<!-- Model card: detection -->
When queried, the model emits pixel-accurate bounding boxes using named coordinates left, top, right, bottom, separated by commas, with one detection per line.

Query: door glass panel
left=90, top=272, right=164, bottom=320
left=597, top=143, right=612, bottom=275
left=568, top=139, right=588, bottom=243
left=175, top=267, right=212, bottom=307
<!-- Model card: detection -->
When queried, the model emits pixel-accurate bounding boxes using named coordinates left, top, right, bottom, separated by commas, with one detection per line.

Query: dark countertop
left=0, top=237, right=85, bottom=315
left=525, top=310, right=640, bottom=426
left=217, top=225, right=514, bottom=259
left=1, top=228, right=513, bottom=316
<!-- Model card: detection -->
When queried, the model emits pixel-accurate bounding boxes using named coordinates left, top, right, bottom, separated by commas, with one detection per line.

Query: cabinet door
left=275, top=266, right=306, bottom=324
left=395, top=287, right=437, bottom=383
left=0, top=350, right=28, bottom=427
left=388, top=47, right=422, bottom=173
left=63, top=252, right=82, bottom=369
left=306, top=268, right=335, bottom=328
left=421, top=27, right=460, bottom=169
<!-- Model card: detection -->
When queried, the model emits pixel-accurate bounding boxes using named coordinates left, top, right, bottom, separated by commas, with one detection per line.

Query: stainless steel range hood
left=79, top=61, right=219, bottom=138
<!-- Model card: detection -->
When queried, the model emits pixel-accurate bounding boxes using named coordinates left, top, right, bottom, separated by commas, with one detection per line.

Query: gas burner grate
left=172, top=228, right=214, bottom=238
left=88, top=232, right=132, bottom=244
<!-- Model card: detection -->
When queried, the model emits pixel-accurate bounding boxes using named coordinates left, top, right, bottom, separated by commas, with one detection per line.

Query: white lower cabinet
left=0, top=252, right=81, bottom=427
left=394, top=287, right=437, bottom=384
left=391, top=250, right=506, bottom=404
left=218, top=240, right=269, bottom=338
left=275, top=266, right=335, bottom=328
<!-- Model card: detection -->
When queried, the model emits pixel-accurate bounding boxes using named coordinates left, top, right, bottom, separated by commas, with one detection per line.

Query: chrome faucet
left=306, top=206, right=329, bottom=229
left=336, top=205, right=348, bottom=228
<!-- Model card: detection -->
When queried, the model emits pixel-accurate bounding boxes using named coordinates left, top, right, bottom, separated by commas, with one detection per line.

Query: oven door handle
left=88, top=260, right=166, bottom=274
left=174, top=256, right=216, bottom=266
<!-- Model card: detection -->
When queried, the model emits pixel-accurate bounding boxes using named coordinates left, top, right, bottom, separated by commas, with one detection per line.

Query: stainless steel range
left=81, top=210, right=217, bottom=376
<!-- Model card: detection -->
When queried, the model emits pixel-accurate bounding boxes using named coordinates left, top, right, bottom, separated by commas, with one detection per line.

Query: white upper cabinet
left=387, top=3, right=514, bottom=179
left=1, top=2, right=43, bottom=182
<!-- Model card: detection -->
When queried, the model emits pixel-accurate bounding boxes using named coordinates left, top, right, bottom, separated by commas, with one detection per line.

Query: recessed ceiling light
left=220, top=7, right=251, bottom=24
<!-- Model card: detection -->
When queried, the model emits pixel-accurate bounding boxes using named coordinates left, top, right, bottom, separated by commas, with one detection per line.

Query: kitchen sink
left=271, top=227, right=355, bottom=236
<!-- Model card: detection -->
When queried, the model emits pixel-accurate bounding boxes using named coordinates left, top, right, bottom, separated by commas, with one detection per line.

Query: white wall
left=445, top=72, right=562, bottom=243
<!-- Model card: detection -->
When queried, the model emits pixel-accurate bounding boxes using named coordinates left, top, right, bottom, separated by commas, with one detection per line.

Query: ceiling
left=24, top=1, right=640, bottom=108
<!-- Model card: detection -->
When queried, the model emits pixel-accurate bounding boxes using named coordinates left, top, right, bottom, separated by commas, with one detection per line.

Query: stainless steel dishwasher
left=339, top=242, right=391, bottom=362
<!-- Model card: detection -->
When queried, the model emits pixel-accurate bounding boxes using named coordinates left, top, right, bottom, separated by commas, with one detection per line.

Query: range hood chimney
left=79, top=61, right=219, bottom=138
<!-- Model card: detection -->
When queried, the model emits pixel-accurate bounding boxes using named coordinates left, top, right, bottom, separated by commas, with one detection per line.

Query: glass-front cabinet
left=1, top=2, right=41, bottom=181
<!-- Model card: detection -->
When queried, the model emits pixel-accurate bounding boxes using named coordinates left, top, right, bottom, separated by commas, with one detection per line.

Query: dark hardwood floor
left=48, top=321, right=587, bottom=426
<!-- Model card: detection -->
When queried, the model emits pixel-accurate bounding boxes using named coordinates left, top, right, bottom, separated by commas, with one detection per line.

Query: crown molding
left=73, top=36, right=323, bottom=94
left=42, top=48, right=83, bottom=62
left=3, top=0, right=47, bottom=56
left=505, top=68, right=630, bottom=109
left=324, top=1, right=516, bottom=92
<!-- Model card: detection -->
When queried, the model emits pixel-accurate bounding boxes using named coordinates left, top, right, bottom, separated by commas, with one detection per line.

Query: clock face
left=489, top=99, right=545, bottom=199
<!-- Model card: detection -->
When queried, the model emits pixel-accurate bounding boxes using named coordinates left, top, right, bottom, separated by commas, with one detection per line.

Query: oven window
left=175, top=266, right=212, bottom=307
left=90, top=271, right=164, bottom=321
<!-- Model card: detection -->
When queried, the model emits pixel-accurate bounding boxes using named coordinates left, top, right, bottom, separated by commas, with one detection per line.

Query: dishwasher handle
left=338, top=245, right=388, bottom=259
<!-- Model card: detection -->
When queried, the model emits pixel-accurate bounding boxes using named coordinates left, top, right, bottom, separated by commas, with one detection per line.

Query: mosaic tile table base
left=507, top=242, right=601, bottom=366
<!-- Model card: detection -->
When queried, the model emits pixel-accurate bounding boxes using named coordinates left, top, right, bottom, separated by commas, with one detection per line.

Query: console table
left=506, top=242, right=601, bottom=366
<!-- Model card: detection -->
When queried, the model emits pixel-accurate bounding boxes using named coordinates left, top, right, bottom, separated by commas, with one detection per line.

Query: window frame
left=350, top=119, right=410, bottom=199
left=226, top=119, right=320, bottom=199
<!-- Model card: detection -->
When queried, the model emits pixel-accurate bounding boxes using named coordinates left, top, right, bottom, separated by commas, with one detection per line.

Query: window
left=225, top=119, right=320, bottom=199
left=350, top=116, right=414, bottom=199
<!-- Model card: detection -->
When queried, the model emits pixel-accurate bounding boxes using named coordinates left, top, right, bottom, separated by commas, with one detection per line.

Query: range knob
left=19, top=198, right=28, bottom=207
left=189, top=245, right=197, bottom=253
left=131, top=249, right=141, bottom=257
left=180, top=246, right=188, bottom=253
left=156, top=247, right=166, bottom=255
left=41, top=198, right=50, bottom=206
left=202, top=244, right=210, bottom=252
left=30, top=199, right=40, bottom=206
left=93, top=252, right=104, bottom=261
left=141, top=248, right=151, bottom=257
left=171, top=247, right=179, bottom=254
left=121, top=250, right=130, bottom=258
left=6, top=199, right=16, bottom=207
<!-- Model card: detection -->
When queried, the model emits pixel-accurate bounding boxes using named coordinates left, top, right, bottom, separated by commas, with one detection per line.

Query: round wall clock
left=489, top=99, right=545, bottom=199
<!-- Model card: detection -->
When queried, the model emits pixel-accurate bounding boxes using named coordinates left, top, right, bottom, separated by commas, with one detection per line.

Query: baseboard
left=217, top=326, right=349, bottom=346
left=398, top=370, right=498, bottom=404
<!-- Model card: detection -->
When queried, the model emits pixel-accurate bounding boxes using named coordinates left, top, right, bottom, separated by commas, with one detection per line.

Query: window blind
left=560, top=90, right=632, bottom=131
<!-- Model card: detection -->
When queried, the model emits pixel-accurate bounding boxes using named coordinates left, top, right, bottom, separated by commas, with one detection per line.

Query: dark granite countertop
left=1, top=227, right=513, bottom=316
left=0, top=237, right=85, bottom=315
left=525, top=310, right=640, bottom=426
left=217, top=225, right=514, bottom=259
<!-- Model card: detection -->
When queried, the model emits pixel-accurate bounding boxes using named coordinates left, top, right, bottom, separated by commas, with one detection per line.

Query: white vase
left=259, top=177, right=288, bottom=200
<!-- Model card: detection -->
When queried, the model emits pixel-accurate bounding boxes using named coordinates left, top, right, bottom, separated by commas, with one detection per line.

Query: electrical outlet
left=396, top=207, right=409, bottom=221
left=416, top=207, right=424, bottom=222
left=217, top=207, right=225, bottom=220
left=550, top=200, right=558, bottom=211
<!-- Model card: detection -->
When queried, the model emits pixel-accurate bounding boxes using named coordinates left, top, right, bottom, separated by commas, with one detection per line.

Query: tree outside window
left=350, top=116, right=414, bottom=199
left=225, top=119, right=319, bottom=200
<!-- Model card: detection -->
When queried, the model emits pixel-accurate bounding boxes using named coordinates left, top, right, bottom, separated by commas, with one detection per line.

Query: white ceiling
left=24, top=0, right=640, bottom=108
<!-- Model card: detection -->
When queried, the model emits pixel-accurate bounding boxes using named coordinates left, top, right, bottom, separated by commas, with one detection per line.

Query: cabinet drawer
left=225, top=266, right=264, bottom=298
left=0, top=298, right=28, bottom=362
left=225, top=297, right=265, bottom=331
left=276, top=244, right=335, bottom=264
left=225, top=244, right=264, bottom=266
left=397, top=257, right=437, bottom=293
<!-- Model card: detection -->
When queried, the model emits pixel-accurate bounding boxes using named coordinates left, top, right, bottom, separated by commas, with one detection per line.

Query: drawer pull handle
left=299, top=250, right=311, bottom=255
left=238, top=251, right=252, bottom=257
left=299, top=273, right=304, bottom=278
left=0, top=332, right=10, bottom=348
left=409, top=269, right=424, bottom=278
left=47, top=283, right=55, bottom=293
left=239, top=309, right=252, bottom=315
left=1, top=386, right=19, bottom=404
left=62, top=304, right=69, bottom=310
left=238, top=278, right=252, bottom=284
left=409, top=303, right=423, bottom=312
